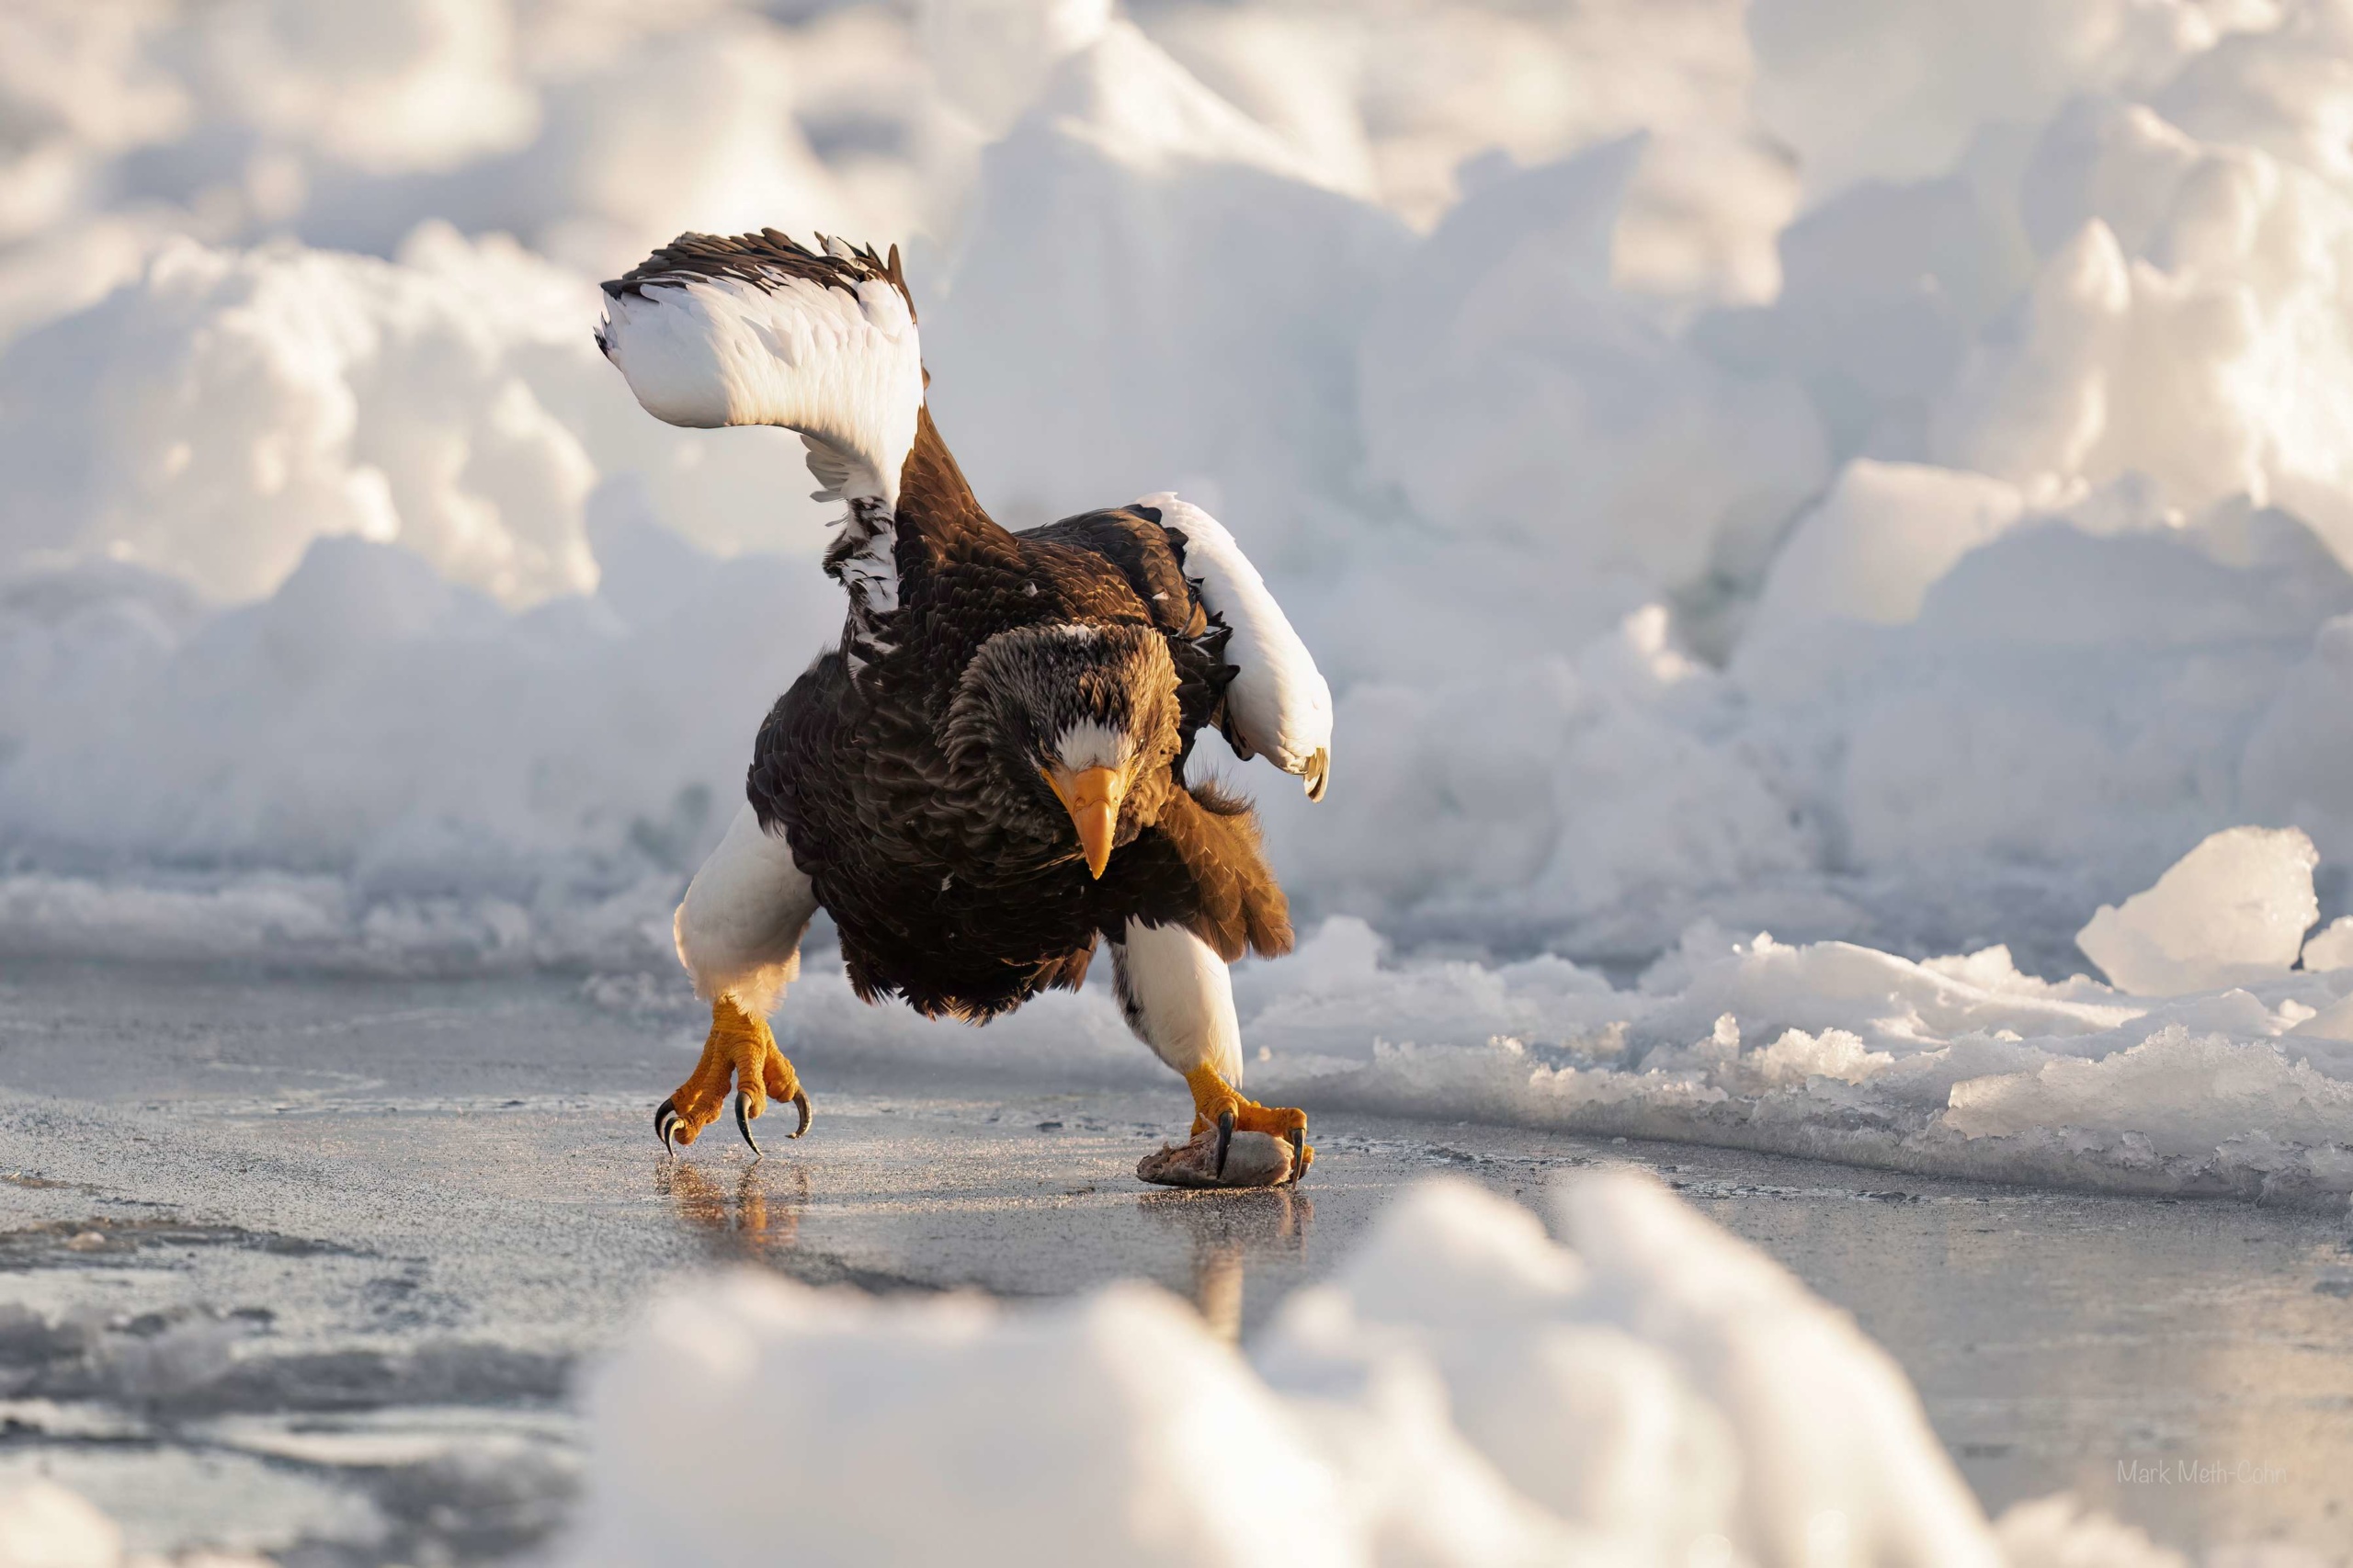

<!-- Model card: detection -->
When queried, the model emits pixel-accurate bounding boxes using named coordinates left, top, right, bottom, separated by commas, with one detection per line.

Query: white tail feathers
left=597, top=233, right=924, bottom=511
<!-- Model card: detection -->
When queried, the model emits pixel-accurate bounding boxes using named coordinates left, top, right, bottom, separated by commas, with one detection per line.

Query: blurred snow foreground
left=0, top=1180, right=2208, bottom=1568
left=14, top=1, right=2353, bottom=1197
left=0, top=1477, right=267, bottom=1568
left=560, top=1174, right=2181, bottom=1568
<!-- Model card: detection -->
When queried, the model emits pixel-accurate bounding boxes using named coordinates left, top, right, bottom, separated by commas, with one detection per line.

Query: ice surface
left=561, top=1173, right=2193, bottom=1565
left=13, top=0, right=2353, bottom=1207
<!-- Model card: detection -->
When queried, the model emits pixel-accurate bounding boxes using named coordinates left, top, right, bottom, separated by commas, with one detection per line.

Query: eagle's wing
left=596, top=232, right=923, bottom=635
left=1135, top=493, right=1333, bottom=801
left=596, top=230, right=921, bottom=507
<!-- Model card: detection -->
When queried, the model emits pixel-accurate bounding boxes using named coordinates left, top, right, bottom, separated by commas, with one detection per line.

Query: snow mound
left=2076, top=826, right=2319, bottom=995
left=0, top=228, right=599, bottom=606
left=922, top=18, right=1406, bottom=546
left=0, top=223, right=852, bottom=608
left=1358, top=137, right=1824, bottom=616
left=1748, top=460, right=2026, bottom=633
left=0, top=492, right=838, bottom=935
left=563, top=1174, right=2177, bottom=1566
left=1233, top=916, right=2353, bottom=1209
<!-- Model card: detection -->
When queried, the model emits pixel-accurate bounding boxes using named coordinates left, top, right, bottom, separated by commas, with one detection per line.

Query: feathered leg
left=1112, top=918, right=1311, bottom=1184
left=662, top=804, right=821, bottom=1154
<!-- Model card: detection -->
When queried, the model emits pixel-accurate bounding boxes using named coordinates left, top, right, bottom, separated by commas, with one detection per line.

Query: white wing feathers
left=597, top=256, right=922, bottom=510
left=1139, top=492, right=1334, bottom=800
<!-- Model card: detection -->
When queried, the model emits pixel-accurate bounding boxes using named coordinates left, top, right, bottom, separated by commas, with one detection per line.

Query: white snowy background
left=6, top=3, right=2353, bottom=1562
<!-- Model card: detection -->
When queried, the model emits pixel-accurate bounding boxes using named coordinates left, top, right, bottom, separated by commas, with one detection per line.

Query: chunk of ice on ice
left=2302, top=915, right=2353, bottom=972
left=2076, top=826, right=2319, bottom=995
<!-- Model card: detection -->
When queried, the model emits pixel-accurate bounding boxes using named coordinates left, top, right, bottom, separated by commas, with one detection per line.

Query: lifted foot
left=1183, top=1065, right=1311, bottom=1186
left=657, top=997, right=813, bottom=1156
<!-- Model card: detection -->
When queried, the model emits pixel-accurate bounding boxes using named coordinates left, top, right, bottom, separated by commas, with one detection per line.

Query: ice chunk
left=1944, top=1026, right=2353, bottom=1156
left=2075, top=826, right=2319, bottom=995
left=2303, top=916, right=2353, bottom=972
left=1748, top=460, right=2026, bottom=634
left=2288, top=991, right=2353, bottom=1044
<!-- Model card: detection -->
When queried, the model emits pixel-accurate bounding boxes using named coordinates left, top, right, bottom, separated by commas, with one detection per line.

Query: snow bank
left=563, top=1173, right=2178, bottom=1566
left=1356, top=137, right=1825, bottom=606
left=0, top=222, right=855, bottom=606
left=0, top=228, right=599, bottom=605
left=1233, top=915, right=2353, bottom=1210
left=922, top=18, right=1407, bottom=545
left=0, top=494, right=838, bottom=960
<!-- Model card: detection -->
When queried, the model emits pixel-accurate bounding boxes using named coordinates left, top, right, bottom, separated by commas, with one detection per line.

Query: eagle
left=596, top=231, right=1333, bottom=1184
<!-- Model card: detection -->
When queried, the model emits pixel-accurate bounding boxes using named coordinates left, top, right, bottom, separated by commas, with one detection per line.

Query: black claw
left=655, top=1098, right=678, bottom=1157
left=1288, top=1127, right=1307, bottom=1186
left=790, top=1088, right=813, bottom=1138
left=1214, top=1109, right=1234, bottom=1178
left=735, top=1091, right=762, bottom=1156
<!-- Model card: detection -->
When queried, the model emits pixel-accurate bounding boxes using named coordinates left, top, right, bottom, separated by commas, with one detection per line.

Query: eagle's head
left=946, top=622, right=1183, bottom=878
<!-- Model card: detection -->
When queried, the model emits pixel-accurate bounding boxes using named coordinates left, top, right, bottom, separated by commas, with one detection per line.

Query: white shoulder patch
left=1139, top=492, right=1334, bottom=798
left=599, top=271, right=923, bottom=510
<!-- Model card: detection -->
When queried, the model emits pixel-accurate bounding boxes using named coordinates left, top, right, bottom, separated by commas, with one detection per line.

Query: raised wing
left=1135, top=493, right=1333, bottom=800
left=597, top=230, right=924, bottom=640
left=596, top=230, right=922, bottom=507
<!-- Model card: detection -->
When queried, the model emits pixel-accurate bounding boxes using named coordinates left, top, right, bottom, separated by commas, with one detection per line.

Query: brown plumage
left=745, top=409, right=1292, bottom=1022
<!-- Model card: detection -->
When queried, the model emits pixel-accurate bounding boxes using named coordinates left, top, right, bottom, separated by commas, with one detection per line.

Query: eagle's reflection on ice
left=1140, top=1187, right=1312, bottom=1343
left=659, top=1159, right=811, bottom=1258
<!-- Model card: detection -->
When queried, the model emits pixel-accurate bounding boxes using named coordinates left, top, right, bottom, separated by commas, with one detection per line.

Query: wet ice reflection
left=1140, top=1187, right=1313, bottom=1343
left=659, top=1161, right=810, bottom=1260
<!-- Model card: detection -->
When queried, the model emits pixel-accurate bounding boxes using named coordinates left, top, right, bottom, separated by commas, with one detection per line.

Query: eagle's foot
left=1183, top=1065, right=1312, bottom=1185
left=656, top=996, right=812, bottom=1157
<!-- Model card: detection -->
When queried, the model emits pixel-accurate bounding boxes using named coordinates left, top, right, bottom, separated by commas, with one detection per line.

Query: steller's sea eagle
left=596, top=231, right=1332, bottom=1185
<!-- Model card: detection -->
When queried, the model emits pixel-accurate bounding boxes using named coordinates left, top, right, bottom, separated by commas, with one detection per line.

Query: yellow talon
left=1184, top=1063, right=1312, bottom=1180
left=656, top=997, right=810, bottom=1153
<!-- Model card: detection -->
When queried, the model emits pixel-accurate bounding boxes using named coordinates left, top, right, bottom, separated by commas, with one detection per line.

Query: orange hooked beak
left=1043, top=765, right=1123, bottom=879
